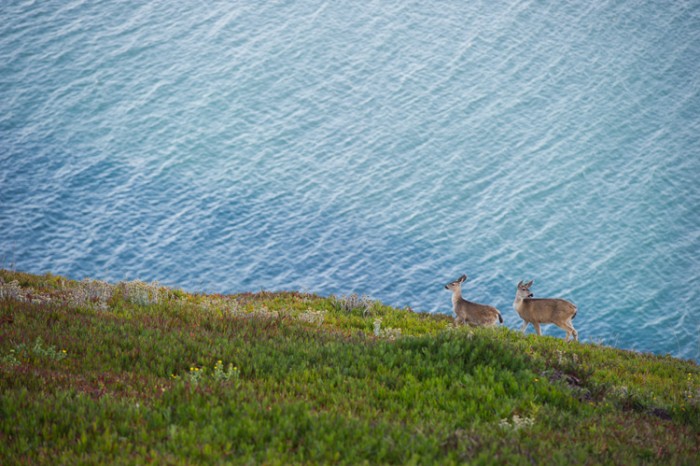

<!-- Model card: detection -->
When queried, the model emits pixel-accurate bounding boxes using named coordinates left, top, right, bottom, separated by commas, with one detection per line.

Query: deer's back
left=518, top=298, right=576, bottom=323
left=457, top=299, right=501, bottom=326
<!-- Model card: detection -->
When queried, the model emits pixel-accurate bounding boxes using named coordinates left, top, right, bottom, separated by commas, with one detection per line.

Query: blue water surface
left=1, top=0, right=699, bottom=360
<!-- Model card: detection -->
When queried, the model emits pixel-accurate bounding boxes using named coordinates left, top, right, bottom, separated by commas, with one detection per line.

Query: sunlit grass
left=1, top=270, right=698, bottom=464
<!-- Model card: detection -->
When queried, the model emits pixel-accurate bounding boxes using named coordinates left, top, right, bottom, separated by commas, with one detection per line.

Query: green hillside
left=1, top=270, right=698, bottom=464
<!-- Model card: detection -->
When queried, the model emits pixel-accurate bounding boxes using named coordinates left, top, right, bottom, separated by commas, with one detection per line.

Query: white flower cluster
left=498, top=414, right=535, bottom=431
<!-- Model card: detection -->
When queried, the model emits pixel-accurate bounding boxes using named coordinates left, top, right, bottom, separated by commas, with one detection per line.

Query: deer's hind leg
left=567, top=322, right=578, bottom=342
left=559, top=321, right=578, bottom=342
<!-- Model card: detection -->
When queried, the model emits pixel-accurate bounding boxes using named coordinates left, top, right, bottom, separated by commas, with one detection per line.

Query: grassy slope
left=0, top=270, right=698, bottom=465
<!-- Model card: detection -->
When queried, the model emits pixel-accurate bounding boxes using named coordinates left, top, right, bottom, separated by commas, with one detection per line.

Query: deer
left=513, top=280, right=578, bottom=341
left=444, top=274, right=503, bottom=327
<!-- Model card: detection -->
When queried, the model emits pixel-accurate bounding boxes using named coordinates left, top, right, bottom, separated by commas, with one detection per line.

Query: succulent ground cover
left=1, top=270, right=698, bottom=464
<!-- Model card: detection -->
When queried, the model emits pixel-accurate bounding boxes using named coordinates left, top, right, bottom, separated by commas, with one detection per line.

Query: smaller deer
left=513, top=280, right=578, bottom=341
left=444, top=274, right=503, bottom=326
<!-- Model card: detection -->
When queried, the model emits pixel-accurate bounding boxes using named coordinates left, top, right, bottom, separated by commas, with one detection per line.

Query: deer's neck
left=513, top=294, right=527, bottom=310
left=451, top=288, right=463, bottom=306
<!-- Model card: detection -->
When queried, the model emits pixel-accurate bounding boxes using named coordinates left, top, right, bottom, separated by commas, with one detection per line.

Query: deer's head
left=445, top=274, right=467, bottom=291
left=516, top=280, right=534, bottom=299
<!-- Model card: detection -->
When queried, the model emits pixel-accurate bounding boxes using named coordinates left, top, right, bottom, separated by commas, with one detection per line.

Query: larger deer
left=513, top=280, right=578, bottom=341
left=444, top=274, right=503, bottom=326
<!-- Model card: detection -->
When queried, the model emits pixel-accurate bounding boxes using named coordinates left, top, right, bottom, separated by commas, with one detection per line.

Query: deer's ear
left=517, top=280, right=523, bottom=287
left=526, top=280, right=534, bottom=288
left=459, top=274, right=467, bottom=283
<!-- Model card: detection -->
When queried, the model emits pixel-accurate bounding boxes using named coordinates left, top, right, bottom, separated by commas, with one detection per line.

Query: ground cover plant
left=0, top=270, right=698, bottom=464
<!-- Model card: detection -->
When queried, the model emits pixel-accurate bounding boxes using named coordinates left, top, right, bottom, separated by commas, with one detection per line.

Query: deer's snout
left=528, top=293, right=534, bottom=298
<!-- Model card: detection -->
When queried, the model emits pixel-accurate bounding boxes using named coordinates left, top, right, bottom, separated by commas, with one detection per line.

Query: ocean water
left=1, top=0, right=698, bottom=361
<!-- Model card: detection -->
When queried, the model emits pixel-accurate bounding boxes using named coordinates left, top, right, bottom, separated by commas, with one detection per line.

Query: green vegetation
left=1, top=270, right=698, bottom=464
